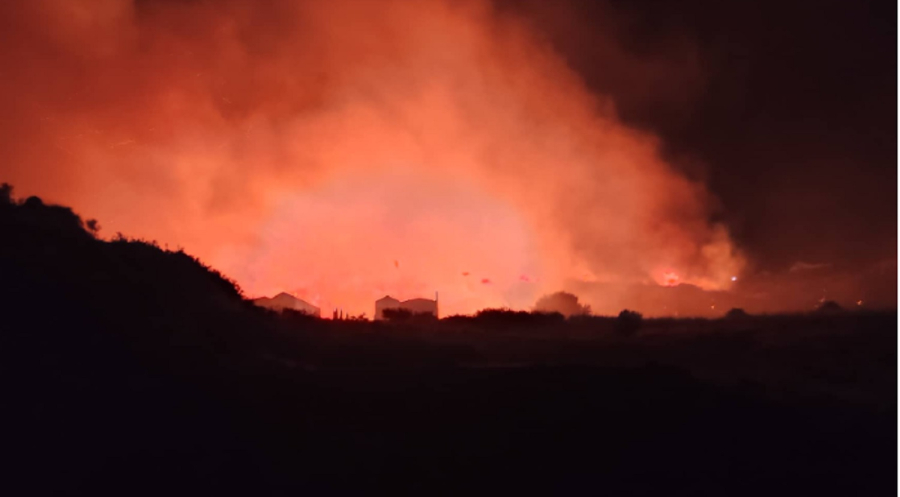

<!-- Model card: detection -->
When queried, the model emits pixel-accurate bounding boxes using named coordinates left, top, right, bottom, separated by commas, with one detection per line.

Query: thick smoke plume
left=0, top=0, right=743, bottom=315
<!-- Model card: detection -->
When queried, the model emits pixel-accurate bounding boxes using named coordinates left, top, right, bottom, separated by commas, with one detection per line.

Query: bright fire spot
left=662, top=271, right=680, bottom=287
left=857, top=300, right=863, bottom=306
left=731, top=276, right=738, bottom=282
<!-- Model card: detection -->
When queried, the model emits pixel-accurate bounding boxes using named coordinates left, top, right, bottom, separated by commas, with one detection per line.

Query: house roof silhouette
left=253, top=292, right=321, bottom=317
left=374, top=294, right=438, bottom=320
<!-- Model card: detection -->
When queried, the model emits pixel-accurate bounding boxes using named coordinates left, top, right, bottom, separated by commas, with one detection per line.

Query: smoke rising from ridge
left=0, top=0, right=744, bottom=315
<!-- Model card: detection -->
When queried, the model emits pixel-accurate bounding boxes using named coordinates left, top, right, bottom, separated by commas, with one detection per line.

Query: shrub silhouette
left=282, top=308, right=321, bottom=320
left=817, top=300, right=843, bottom=313
left=615, top=309, right=643, bottom=336
left=475, top=308, right=565, bottom=328
left=534, top=291, right=591, bottom=317
left=726, top=308, right=750, bottom=319
left=382, top=308, right=414, bottom=322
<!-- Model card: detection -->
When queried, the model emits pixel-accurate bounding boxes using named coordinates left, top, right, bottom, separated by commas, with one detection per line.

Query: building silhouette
left=253, top=292, right=321, bottom=317
left=375, top=293, right=438, bottom=320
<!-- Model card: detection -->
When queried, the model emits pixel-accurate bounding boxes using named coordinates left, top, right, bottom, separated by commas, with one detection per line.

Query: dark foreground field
left=7, top=312, right=896, bottom=496
left=2, top=189, right=896, bottom=495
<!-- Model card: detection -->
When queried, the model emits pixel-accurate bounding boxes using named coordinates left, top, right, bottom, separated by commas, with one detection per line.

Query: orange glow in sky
left=660, top=271, right=681, bottom=287
left=0, top=0, right=745, bottom=316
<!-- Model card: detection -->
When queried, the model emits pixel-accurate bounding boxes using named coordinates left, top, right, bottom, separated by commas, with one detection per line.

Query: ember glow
left=0, top=0, right=748, bottom=316
left=660, top=271, right=681, bottom=288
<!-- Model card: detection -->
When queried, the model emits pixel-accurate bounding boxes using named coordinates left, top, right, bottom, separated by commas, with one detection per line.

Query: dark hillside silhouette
left=1, top=185, right=292, bottom=495
left=0, top=183, right=895, bottom=496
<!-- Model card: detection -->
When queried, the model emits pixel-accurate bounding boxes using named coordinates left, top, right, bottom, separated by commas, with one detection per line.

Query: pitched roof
left=254, top=292, right=320, bottom=313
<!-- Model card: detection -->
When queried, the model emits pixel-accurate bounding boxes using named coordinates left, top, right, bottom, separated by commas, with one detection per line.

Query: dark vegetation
left=726, top=307, right=750, bottom=319
left=381, top=307, right=438, bottom=323
left=615, top=309, right=643, bottom=335
left=817, top=300, right=844, bottom=313
left=533, top=290, right=591, bottom=316
left=1, top=184, right=895, bottom=496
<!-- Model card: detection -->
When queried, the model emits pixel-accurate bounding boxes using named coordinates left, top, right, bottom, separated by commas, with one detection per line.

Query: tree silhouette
left=726, top=308, right=749, bottom=319
left=85, top=219, right=100, bottom=235
left=0, top=182, right=12, bottom=205
left=615, top=309, right=643, bottom=336
left=534, top=291, right=591, bottom=317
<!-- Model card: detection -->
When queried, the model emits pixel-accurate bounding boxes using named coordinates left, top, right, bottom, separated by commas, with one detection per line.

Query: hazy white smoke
left=0, top=0, right=744, bottom=316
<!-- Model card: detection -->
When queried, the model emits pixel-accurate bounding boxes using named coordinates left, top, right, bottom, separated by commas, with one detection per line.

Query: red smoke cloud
left=0, top=0, right=744, bottom=316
